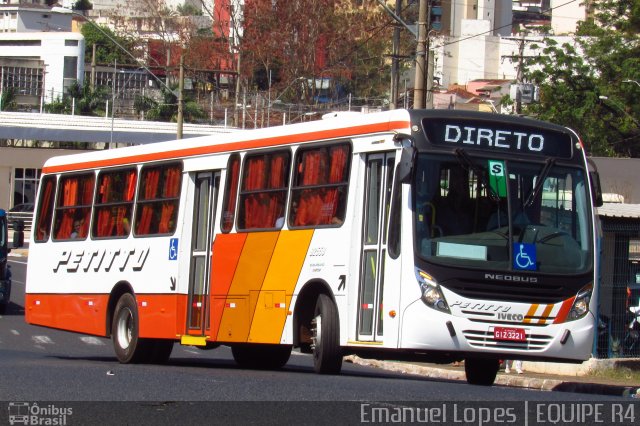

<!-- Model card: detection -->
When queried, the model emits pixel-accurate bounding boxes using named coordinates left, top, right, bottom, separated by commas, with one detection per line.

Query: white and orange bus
left=25, top=109, right=602, bottom=385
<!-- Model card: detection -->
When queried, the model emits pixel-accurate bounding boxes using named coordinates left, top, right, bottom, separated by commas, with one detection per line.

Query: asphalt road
left=1, top=256, right=636, bottom=425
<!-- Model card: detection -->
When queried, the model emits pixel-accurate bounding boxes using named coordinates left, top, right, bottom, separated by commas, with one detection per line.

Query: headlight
left=567, top=283, right=593, bottom=321
left=416, top=268, right=450, bottom=314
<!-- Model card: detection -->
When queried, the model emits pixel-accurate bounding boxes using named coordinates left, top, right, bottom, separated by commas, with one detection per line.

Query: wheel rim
left=311, top=314, right=322, bottom=350
left=116, top=307, right=133, bottom=350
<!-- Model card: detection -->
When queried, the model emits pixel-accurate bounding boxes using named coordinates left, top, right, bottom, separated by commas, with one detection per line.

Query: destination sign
left=422, top=118, right=574, bottom=158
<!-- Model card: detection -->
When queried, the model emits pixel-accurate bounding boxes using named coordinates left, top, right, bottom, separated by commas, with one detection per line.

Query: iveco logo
left=485, top=273, right=538, bottom=283
left=497, top=313, right=524, bottom=321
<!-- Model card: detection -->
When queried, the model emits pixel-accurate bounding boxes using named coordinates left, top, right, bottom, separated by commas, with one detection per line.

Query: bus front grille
left=462, top=329, right=553, bottom=351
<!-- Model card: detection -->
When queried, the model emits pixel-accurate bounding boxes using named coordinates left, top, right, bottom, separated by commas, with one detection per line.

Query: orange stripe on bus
left=25, top=293, right=183, bottom=339
left=523, top=304, right=539, bottom=324
left=42, top=120, right=410, bottom=174
left=209, top=233, right=248, bottom=340
left=216, top=232, right=279, bottom=342
left=553, top=297, right=576, bottom=324
left=248, top=230, right=314, bottom=344
left=539, top=304, right=554, bottom=325
left=26, top=293, right=110, bottom=336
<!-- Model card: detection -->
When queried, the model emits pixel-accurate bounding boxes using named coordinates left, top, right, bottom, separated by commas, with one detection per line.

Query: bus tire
left=464, top=358, right=500, bottom=386
left=231, top=344, right=292, bottom=369
left=112, top=293, right=150, bottom=363
left=312, top=294, right=342, bottom=374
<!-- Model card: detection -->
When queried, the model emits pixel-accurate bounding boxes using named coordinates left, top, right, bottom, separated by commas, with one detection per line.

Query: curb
left=345, top=356, right=639, bottom=397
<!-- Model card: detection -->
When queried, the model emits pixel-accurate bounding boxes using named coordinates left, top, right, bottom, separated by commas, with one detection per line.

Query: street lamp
left=623, top=80, right=640, bottom=88
left=51, top=7, right=184, bottom=138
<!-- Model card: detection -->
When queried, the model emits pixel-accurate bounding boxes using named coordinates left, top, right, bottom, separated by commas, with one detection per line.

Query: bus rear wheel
left=112, top=293, right=150, bottom=363
left=464, top=358, right=500, bottom=386
left=231, top=344, right=292, bottom=369
left=311, top=294, right=342, bottom=374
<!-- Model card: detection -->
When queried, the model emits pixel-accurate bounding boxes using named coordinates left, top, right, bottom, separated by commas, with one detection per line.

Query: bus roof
left=42, top=109, right=413, bottom=174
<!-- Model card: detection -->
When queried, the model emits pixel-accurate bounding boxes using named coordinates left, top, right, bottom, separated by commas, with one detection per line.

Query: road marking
left=80, top=336, right=106, bottom=346
left=32, top=335, right=54, bottom=345
left=11, top=329, right=20, bottom=335
left=181, top=348, right=200, bottom=355
left=8, top=258, right=28, bottom=265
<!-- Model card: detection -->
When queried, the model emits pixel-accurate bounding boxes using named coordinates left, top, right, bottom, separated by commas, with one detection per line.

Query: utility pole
left=413, top=0, right=428, bottom=109
left=90, top=43, right=96, bottom=90
left=390, top=0, right=402, bottom=109
left=177, top=54, right=184, bottom=140
left=502, top=33, right=536, bottom=115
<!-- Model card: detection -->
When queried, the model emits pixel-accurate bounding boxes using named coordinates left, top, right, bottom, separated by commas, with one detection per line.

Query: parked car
left=0, top=210, right=24, bottom=314
left=7, top=203, right=34, bottom=229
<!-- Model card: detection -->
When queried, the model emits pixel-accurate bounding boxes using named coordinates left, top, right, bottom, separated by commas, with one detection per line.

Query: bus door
left=357, top=152, right=396, bottom=342
left=186, top=171, right=220, bottom=336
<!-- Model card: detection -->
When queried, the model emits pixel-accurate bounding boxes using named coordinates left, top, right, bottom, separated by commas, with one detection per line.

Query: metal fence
left=596, top=218, right=640, bottom=358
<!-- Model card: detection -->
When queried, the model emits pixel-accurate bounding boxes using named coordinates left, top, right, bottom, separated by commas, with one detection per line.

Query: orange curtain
left=322, top=146, right=349, bottom=222
left=158, top=203, right=175, bottom=233
left=35, top=180, right=54, bottom=241
left=222, top=156, right=240, bottom=231
left=125, top=171, right=136, bottom=201
left=243, top=157, right=266, bottom=228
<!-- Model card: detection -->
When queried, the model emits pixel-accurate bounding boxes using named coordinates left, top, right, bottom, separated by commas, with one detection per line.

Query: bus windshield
left=414, top=152, right=593, bottom=275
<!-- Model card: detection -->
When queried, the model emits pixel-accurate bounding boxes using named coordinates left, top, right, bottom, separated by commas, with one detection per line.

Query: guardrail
left=8, top=212, right=33, bottom=230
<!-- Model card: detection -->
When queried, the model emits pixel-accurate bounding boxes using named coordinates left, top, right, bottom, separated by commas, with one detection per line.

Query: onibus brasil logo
left=8, top=402, right=72, bottom=425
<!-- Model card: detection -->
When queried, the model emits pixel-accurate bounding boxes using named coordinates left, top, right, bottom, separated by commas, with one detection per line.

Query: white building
left=437, top=0, right=586, bottom=89
left=0, top=4, right=84, bottom=107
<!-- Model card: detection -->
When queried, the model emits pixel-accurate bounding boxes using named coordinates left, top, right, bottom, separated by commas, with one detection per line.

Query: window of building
left=93, top=168, right=137, bottom=238
left=13, top=167, right=41, bottom=206
left=134, top=163, right=182, bottom=236
left=238, top=150, right=290, bottom=230
left=290, top=143, right=351, bottom=227
left=53, top=173, right=95, bottom=241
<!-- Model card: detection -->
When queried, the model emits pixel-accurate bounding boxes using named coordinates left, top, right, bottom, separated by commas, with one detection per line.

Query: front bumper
left=401, top=298, right=595, bottom=361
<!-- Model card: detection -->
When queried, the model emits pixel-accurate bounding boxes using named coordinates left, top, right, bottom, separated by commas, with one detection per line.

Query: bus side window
left=290, top=143, right=350, bottom=227
left=52, top=173, right=95, bottom=241
left=221, top=154, right=240, bottom=233
left=93, top=168, right=137, bottom=239
left=34, top=175, right=57, bottom=242
left=238, top=150, right=290, bottom=230
left=134, top=163, right=182, bottom=236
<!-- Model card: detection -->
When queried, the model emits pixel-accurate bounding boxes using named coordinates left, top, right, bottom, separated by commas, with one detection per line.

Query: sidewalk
left=346, top=356, right=640, bottom=397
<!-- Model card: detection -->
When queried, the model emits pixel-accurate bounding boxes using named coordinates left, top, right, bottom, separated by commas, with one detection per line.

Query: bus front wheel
left=112, top=293, right=150, bottom=363
left=464, top=358, right=500, bottom=386
left=311, top=294, right=342, bottom=374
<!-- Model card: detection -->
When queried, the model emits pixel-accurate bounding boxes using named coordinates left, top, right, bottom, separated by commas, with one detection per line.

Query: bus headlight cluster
left=416, top=268, right=450, bottom=314
left=568, top=283, right=593, bottom=321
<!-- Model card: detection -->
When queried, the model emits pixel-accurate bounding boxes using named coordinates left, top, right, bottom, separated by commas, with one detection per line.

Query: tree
left=135, top=85, right=205, bottom=123
left=523, top=0, right=640, bottom=157
left=81, top=23, right=138, bottom=66
left=44, top=81, right=109, bottom=116
left=241, top=1, right=391, bottom=106
left=0, top=87, right=18, bottom=112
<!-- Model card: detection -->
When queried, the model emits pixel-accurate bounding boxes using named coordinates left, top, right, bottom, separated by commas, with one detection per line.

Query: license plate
left=493, top=327, right=526, bottom=342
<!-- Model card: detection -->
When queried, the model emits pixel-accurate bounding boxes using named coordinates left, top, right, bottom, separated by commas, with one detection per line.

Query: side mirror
left=394, top=133, right=416, bottom=184
left=586, top=159, right=603, bottom=207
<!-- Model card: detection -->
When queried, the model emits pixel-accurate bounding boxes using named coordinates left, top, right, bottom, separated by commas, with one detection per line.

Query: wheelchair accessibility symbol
left=169, top=238, right=179, bottom=260
left=513, top=243, right=536, bottom=271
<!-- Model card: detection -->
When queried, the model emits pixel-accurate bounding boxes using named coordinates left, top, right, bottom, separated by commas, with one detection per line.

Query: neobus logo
left=53, top=247, right=150, bottom=273
left=485, top=273, right=538, bottom=283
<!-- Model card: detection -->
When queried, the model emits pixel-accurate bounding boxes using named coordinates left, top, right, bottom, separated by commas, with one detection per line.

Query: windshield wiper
left=525, top=158, right=555, bottom=207
left=454, top=148, right=500, bottom=202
